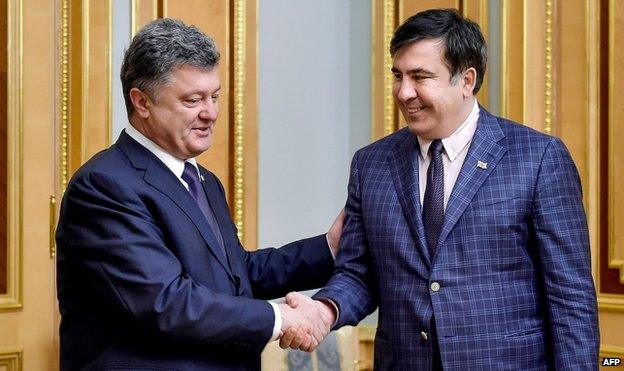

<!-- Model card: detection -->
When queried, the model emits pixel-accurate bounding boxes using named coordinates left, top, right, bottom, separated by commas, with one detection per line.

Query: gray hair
left=120, top=18, right=220, bottom=117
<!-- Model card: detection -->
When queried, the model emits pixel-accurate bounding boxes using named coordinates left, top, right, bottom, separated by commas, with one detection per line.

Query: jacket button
left=421, top=331, right=429, bottom=340
left=430, top=282, right=441, bottom=292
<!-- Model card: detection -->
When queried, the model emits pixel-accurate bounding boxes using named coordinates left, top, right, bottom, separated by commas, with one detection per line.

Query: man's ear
left=461, top=68, right=477, bottom=98
left=129, top=88, right=151, bottom=118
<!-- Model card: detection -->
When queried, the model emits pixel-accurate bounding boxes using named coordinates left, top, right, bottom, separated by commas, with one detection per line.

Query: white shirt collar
left=417, top=100, right=480, bottom=161
left=124, top=124, right=199, bottom=178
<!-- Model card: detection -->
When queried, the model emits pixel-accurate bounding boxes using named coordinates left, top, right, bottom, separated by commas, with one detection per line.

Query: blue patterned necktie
left=422, top=139, right=445, bottom=259
left=181, top=162, right=226, bottom=257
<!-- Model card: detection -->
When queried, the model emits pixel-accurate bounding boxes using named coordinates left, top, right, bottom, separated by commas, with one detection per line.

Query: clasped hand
left=277, top=292, right=336, bottom=352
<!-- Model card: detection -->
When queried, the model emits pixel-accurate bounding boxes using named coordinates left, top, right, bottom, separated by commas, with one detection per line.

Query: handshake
left=277, top=292, right=337, bottom=352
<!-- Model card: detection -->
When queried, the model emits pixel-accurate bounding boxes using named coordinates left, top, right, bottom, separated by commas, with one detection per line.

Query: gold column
left=500, top=0, right=525, bottom=123
left=131, top=0, right=158, bottom=36
left=544, top=0, right=555, bottom=134
left=1, top=0, right=23, bottom=310
left=608, top=0, right=624, bottom=280
left=60, top=0, right=69, bottom=192
left=232, top=0, right=245, bottom=241
left=462, top=0, right=490, bottom=108
left=371, top=0, right=398, bottom=141
left=80, top=0, right=112, bottom=163
left=382, top=0, right=396, bottom=137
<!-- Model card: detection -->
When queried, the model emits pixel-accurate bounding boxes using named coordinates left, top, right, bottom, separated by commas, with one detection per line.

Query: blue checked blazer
left=315, top=109, right=599, bottom=370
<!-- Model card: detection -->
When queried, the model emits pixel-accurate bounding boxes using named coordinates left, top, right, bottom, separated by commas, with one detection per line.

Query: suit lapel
left=388, top=131, right=431, bottom=266
left=435, top=109, right=507, bottom=259
left=199, top=173, right=236, bottom=266
left=116, top=132, right=236, bottom=282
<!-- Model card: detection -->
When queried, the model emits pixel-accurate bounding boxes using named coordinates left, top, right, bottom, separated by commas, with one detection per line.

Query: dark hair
left=390, top=8, right=487, bottom=94
left=120, top=18, right=220, bottom=117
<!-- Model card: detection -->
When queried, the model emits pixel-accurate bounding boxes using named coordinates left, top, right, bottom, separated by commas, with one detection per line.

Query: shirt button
left=421, top=331, right=429, bottom=340
left=430, top=282, right=441, bottom=292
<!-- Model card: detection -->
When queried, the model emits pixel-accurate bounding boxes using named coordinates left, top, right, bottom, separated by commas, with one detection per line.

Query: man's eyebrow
left=391, top=67, right=436, bottom=77
left=186, top=85, right=221, bottom=96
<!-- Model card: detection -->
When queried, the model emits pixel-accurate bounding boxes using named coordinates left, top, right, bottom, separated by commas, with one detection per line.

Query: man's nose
left=395, top=80, right=417, bottom=102
left=199, top=101, right=218, bottom=121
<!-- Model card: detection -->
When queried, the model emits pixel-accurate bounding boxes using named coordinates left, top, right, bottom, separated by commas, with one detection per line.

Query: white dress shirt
left=124, top=125, right=284, bottom=341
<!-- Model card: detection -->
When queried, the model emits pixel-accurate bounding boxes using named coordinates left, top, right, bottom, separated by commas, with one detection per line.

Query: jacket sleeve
left=243, top=234, right=335, bottom=300
left=56, top=170, right=275, bottom=348
left=532, top=137, right=600, bottom=368
left=313, top=150, right=378, bottom=328
left=203, top=170, right=336, bottom=300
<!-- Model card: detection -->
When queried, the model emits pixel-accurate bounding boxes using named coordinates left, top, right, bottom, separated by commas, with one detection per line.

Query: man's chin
left=184, top=142, right=212, bottom=158
left=405, top=120, right=430, bottom=135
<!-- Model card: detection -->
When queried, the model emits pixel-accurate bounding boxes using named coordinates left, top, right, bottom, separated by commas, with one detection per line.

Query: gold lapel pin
left=477, top=161, right=488, bottom=169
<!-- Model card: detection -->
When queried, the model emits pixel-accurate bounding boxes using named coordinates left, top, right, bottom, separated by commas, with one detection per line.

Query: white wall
left=258, top=0, right=371, bottom=248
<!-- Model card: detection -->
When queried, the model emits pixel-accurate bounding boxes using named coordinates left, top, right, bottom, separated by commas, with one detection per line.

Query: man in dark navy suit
left=56, top=18, right=343, bottom=370
left=282, top=8, right=599, bottom=370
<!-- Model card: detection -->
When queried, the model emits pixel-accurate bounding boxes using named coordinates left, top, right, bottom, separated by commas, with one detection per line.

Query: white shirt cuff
left=269, top=301, right=281, bottom=342
left=325, top=234, right=336, bottom=260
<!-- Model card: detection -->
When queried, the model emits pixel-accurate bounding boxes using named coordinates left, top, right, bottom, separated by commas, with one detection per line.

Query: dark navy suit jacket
left=56, top=131, right=334, bottom=370
left=315, top=109, right=599, bottom=370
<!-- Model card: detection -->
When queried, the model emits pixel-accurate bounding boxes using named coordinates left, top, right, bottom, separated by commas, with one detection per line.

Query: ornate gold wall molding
left=544, top=0, right=555, bottom=134
left=586, top=0, right=602, bottom=282
left=60, top=0, right=69, bottom=192
left=0, top=349, right=22, bottom=371
left=608, top=0, right=624, bottom=283
left=599, top=295, right=624, bottom=313
left=600, top=346, right=624, bottom=359
left=80, top=0, right=112, bottom=163
left=232, top=0, right=245, bottom=241
left=382, top=0, right=396, bottom=137
left=61, top=0, right=113, bottom=180
left=131, top=0, right=158, bottom=36
left=500, top=0, right=526, bottom=123
left=462, top=0, right=489, bottom=107
left=1, top=0, right=23, bottom=311
left=592, top=0, right=624, bottom=358
left=80, top=0, right=89, bottom=162
left=371, top=0, right=398, bottom=141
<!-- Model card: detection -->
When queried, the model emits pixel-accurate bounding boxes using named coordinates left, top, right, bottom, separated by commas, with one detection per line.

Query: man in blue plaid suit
left=281, top=8, right=599, bottom=370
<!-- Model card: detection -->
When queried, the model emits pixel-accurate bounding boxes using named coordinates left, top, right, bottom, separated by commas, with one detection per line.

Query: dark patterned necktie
left=181, top=162, right=226, bottom=257
left=422, top=139, right=445, bottom=259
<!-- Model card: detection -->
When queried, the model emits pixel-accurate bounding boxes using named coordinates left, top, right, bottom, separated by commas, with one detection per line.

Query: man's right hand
left=277, top=302, right=317, bottom=351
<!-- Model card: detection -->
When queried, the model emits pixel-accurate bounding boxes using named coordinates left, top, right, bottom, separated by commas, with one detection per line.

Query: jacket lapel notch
left=435, top=113, right=507, bottom=253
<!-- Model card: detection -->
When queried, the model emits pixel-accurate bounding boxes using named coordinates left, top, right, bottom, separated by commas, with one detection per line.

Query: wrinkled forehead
left=158, top=64, right=218, bottom=85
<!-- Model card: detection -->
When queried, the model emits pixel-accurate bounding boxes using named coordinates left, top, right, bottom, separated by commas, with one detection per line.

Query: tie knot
left=429, top=139, right=444, bottom=156
left=182, top=162, right=200, bottom=184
